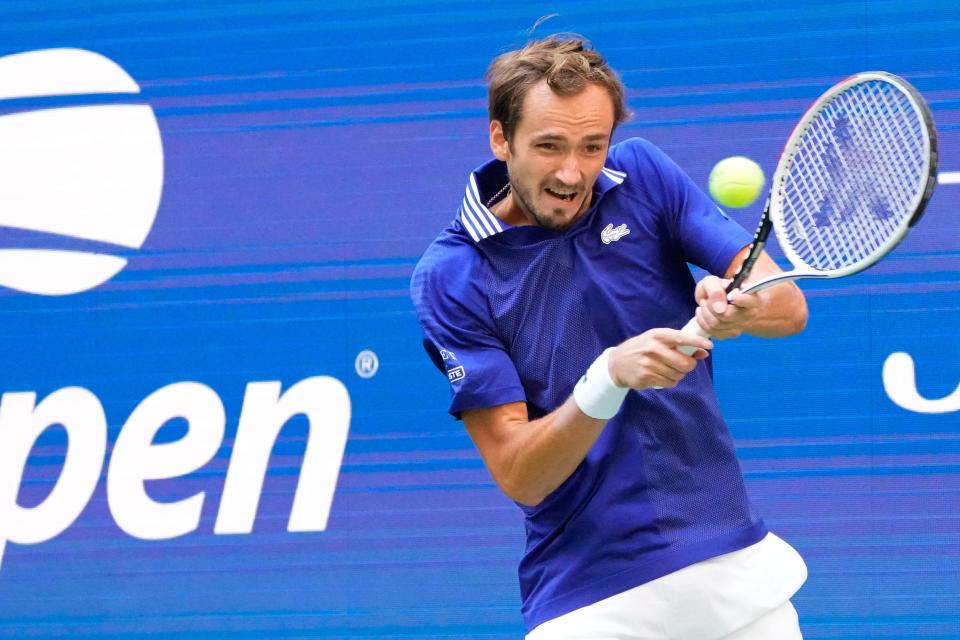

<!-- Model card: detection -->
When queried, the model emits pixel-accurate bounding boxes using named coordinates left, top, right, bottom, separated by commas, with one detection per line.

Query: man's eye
left=585, top=144, right=603, bottom=153
left=537, top=143, right=557, bottom=150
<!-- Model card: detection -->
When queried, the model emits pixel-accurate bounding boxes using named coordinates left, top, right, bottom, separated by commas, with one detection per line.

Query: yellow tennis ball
left=708, top=156, right=765, bottom=208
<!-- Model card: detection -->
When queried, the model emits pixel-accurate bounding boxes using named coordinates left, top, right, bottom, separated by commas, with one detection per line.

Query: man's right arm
left=462, top=329, right=713, bottom=507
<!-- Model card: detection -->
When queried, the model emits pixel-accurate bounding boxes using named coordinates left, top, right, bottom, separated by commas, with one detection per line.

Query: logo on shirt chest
left=447, top=366, right=466, bottom=383
left=601, top=223, right=630, bottom=244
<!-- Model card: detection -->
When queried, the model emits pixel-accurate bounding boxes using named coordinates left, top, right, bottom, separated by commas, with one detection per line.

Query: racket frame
left=736, top=71, right=938, bottom=295
left=676, top=71, right=938, bottom=352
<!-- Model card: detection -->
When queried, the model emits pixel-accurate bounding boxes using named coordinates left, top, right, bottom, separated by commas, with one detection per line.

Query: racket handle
left=677, top=316, right=710, bottom=356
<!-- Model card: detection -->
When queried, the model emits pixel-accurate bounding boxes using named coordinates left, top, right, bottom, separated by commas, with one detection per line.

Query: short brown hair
left=485, top=35, right=631, bottom=141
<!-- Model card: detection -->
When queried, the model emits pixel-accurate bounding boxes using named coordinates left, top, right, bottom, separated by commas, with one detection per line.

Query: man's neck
left=489, top=191, right=531, bottom=227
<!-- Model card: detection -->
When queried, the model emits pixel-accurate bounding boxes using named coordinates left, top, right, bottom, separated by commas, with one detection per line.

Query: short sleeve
left=410, top=244, right=526, bottom=418
left=621, top=139, right=752, bottom=277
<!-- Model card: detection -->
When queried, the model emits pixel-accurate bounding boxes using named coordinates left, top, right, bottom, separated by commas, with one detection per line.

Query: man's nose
left=555, top=153, right=582, bottom=186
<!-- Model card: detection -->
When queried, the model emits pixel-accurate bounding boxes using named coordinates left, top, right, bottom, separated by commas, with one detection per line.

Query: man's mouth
left=545, top=187, right=577, bottom=202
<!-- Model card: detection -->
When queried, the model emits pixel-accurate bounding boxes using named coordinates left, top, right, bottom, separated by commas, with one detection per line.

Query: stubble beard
left=509, top=176, right=574, bottom=233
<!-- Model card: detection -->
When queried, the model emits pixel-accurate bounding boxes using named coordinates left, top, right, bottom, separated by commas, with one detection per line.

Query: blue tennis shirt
left=410, top=138, right=764, bottom=631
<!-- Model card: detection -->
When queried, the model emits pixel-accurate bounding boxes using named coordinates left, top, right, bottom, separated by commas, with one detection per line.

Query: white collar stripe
left=467, top=175, right=504, bottom=234
left=465, top=207, right=488, bottom=240
left=459, top=205, right=485, bottom=242
left=601, top=167, right=626, bottom=184
left=463, top=184, right=498, bottom=237
left=603, top=165, right=627, bottom=178
left=469, top=174, right=504, bottom=232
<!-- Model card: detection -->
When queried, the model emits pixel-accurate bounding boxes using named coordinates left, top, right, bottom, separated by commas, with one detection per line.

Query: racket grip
left=677, top=316, right=710, bottom=356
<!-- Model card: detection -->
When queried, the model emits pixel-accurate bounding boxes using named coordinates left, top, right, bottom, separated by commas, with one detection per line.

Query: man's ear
left=490, top=120, right=510, bottom=161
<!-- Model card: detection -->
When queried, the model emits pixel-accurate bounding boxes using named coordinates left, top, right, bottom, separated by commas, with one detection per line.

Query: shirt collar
left=458, top=158, right=628, bottom=243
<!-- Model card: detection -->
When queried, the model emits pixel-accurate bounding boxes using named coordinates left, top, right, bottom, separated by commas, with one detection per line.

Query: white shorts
left=719, top=601, right=802, bottom=640
left=525, top=533, right=807, bottom=640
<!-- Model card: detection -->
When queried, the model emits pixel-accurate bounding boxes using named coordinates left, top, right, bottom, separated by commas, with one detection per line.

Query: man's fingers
left=695, top=306, right=720, bottom=334
left=656, top=342, right=707, bottom=374
left=649, top=360, right=686, bottom=384
left=696, top=307, right=747, bottom=340
left=728, top=288, right=761, bottom=309
left=700, top=277, right=730, bottom=314
left=696, top=286, right=761, bottom=341
left=711, top=293, right=727, bottom=314
left=616, top=329, right=713, bottom=389
left=677, top=335, right=713, bottom=353
left=659, top=328, right=713, bottom=353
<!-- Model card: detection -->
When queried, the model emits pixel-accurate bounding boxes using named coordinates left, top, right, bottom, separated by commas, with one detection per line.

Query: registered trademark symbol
left=355, top=350, right=379, bottom=378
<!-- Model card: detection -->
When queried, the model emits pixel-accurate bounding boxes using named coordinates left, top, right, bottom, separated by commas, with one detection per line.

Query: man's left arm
left=624, top=139, right=806, bottom=338
left=694, top=247, right=808, bottom=339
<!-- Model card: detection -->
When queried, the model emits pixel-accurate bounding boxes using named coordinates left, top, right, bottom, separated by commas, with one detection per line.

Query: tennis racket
left=678, top=71, right=938, bottom=355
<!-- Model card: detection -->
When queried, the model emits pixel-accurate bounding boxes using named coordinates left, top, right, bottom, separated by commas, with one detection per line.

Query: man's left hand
left=693, top=275, right=765, bottom=339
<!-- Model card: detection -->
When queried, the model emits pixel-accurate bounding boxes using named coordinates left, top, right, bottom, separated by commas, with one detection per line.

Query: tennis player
left=410, top=35, right=809, bottom=639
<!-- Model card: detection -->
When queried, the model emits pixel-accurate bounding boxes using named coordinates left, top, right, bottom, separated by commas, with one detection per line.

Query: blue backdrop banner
left=0, top=2, right=957, bottom=638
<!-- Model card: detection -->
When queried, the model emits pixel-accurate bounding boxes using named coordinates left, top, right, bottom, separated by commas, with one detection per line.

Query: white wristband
left=573, top=348, right=628, bottom=420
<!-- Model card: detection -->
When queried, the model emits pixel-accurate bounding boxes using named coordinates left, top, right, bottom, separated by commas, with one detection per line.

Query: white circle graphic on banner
left=0, top=48, right=164, bottom=295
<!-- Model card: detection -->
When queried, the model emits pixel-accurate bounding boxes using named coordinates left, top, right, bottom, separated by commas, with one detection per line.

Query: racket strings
left=778, top=79, right=927, bottom=272
left=818, top=93, right=902, bottom=257
left=788, top=88, right=916, bottom=266
left=800, top=88, right=910, bottom=262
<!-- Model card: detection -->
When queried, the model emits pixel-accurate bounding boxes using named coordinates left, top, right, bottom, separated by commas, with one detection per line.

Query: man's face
left=490, top=80, right=615, bottom=232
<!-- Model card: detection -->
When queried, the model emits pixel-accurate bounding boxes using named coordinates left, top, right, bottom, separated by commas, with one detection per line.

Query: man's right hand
left=462, top=330, right=713, bottom=506
left=608, top=329, right=713, bottom=390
